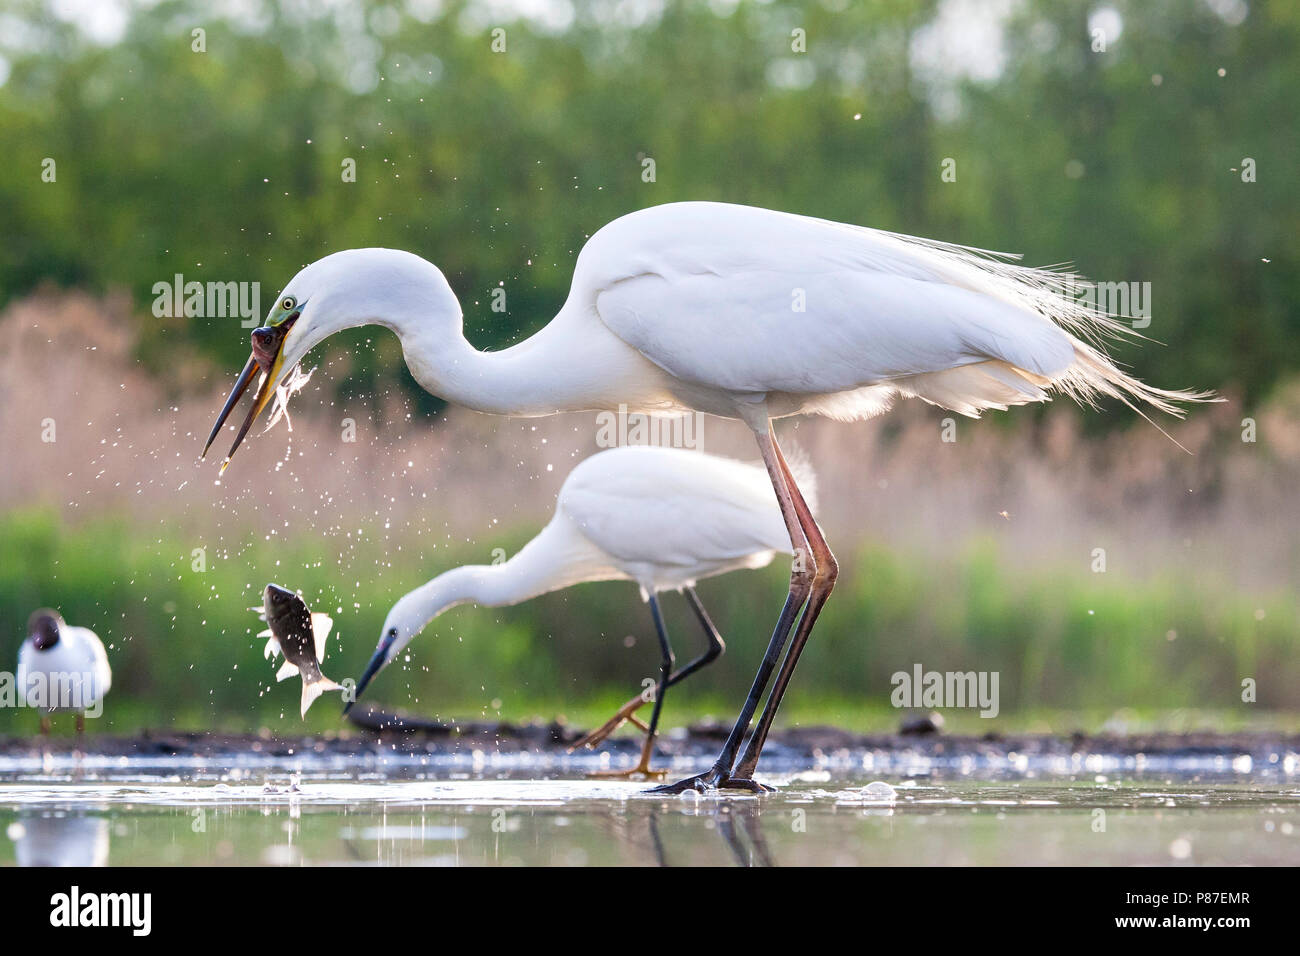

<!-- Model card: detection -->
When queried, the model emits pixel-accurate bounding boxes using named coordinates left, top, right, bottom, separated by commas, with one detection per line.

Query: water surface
left=2, top=749, right=1295, bottom=865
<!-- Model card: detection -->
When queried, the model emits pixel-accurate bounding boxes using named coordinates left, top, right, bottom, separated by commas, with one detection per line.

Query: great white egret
left=345, top=444, right=812, bottom=779
left=18, top=609, right=112, bottom=737
left=205, top=201, right=1208, bottom=792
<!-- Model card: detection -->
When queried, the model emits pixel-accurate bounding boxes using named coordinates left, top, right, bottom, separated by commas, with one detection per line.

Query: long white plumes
left=865, top=226, right=1216, bottom=420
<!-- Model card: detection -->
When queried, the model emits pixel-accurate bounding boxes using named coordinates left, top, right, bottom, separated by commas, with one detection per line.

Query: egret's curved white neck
left=397, top=547, right=572, bottom=638
left=383, top=296, right=663, bottom=418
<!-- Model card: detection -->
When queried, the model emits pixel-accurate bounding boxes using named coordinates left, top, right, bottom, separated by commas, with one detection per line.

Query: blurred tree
left=0, top=0, right=1294, bottom=409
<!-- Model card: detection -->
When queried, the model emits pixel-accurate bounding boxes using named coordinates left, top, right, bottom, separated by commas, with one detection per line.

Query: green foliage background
left=2, top=0, right=1296, bottom=404
left=2, top=507, right=1296, bottom=733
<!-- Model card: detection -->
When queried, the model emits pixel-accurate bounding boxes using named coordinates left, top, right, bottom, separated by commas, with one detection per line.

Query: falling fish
left=254, top=584, right=343, bottom=717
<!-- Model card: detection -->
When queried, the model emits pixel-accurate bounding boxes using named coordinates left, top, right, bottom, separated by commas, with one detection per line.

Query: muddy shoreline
left=2, top=707, right=1297, bottom=762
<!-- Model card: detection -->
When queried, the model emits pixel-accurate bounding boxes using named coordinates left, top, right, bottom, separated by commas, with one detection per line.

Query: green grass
left=1, top=507, right=1296, bottom=736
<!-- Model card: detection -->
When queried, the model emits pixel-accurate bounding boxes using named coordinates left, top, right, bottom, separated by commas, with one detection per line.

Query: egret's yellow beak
left=202, top=317, right=296, bottom=473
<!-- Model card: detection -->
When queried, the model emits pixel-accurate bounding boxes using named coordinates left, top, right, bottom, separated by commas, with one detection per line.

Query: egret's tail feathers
left=1054, top=341, right=1217, bottom=419
left=877, top=229, right=1143, bottom=349
left=1048, top=342, right=1219, bottom=453
left=301, top=675, right=343, bottom=718
left=871, top=227, right=1218, bottom=425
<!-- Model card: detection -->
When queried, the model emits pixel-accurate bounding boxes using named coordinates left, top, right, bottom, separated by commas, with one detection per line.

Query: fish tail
left=300, top=674, right=343, bottom=718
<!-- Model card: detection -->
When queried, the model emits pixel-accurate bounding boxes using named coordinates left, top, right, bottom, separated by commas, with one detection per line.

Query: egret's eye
left=281, top=296, right=296, bottom=312
left=388, top=628, right=398, bottom=639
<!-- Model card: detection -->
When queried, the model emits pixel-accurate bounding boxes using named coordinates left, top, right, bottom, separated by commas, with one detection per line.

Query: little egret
left=346, top=444, right=812, bottom=779
left=206, top=201, right=1209, bottom=792
left=18, top=609, right=112, bottom=737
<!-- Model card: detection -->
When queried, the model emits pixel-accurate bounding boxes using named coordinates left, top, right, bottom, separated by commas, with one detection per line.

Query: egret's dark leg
left=640, top=595, right=675, bottom=759
left=663, top=587, right=725, bottom=689
left=650, top=427, right=814, bottom=795
left=588, top=595, right=674, bottom=779
left=732, top=437, right=838, bottom=782
left=571, top=587, right=726, bottom=753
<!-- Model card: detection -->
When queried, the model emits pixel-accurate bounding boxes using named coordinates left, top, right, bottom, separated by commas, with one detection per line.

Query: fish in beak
left=202, top=317, right=297, bottom=472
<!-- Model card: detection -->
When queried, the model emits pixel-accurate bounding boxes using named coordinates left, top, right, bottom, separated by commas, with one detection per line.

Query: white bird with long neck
left=346, top=444, right=814, bottom=779
left=205, top=201, right=1209, bottom=793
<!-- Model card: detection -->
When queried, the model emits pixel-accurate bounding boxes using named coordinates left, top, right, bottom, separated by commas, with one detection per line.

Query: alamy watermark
left=890, top=663, right=999, bottom=718
left=595, top=403, right=704, bottom=450
left=1059, top=274, right=1152, bottom=329
left=151, top=274, right=261, bottom=327
left=0, top=670, right=105, bottom=717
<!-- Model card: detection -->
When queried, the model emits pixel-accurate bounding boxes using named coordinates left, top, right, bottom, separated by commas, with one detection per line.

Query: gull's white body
left=267, top=201, right=1189, bottom=435
left=17, top=625, right=111, bottom=713
left=381, top=445, right=808, bottom=659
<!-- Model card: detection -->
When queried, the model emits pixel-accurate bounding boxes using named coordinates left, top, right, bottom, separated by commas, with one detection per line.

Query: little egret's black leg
left=641, top=595, right=675, bottom=754
left=588, top=594, right=675, bottom=778
left=662, top=587, right=725, bottom=690
left=571, top=587, right=726, bottom=755
left=732, top=436, right=838, bottom=783
left=647, top=592, right=804, bottom=794
left=650, top=427, right=814, bottom=795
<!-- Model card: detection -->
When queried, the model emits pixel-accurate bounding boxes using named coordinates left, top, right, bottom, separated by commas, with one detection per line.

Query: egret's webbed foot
left=647, top=765, right=774, bottom=795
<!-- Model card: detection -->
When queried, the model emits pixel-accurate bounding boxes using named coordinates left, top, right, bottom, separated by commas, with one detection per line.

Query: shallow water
left=2, top=750, right=1297, bottom=865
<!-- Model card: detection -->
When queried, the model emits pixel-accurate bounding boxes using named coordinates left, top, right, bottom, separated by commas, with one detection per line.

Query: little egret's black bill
left=344, top=631, right=397, bottom=715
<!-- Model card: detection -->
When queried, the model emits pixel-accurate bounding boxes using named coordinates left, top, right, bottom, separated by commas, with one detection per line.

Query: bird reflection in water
left=9, top=813, right=110, bottom=867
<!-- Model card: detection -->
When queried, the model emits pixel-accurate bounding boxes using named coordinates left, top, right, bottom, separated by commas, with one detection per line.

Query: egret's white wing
left=557, top=446, right=790, bottom=572
left=586, top=203, right=1075, bottom=400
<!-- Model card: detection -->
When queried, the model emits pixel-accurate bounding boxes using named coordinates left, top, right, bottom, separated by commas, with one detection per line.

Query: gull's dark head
left=27, top=608, right=63, bottom=651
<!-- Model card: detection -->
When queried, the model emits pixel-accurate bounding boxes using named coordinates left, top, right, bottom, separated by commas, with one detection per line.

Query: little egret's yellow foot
left=567, top=694, right=651, bottom=752
left=585, top=732, right=667, bottom=780
left=586, top=762, right=669, bottom=781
